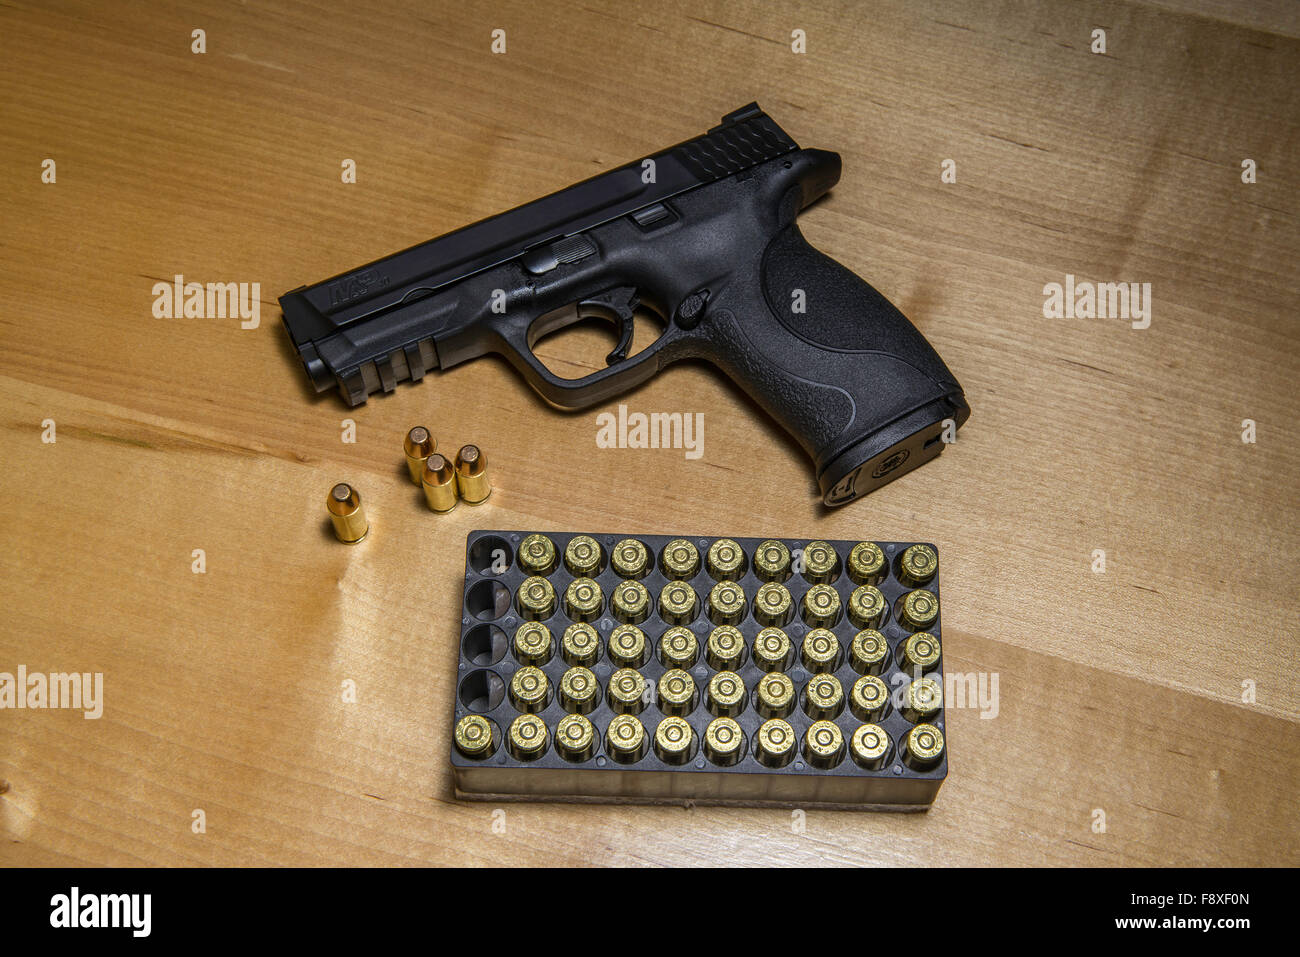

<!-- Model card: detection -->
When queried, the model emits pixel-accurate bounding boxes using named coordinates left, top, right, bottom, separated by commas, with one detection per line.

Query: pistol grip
left=703, top=222, right=970, bottom=505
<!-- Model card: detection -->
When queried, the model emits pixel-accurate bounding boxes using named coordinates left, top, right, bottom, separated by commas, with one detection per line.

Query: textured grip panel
left=704, top=307, right=858, bottom=459
left=762, top=226, right=933, bottom=354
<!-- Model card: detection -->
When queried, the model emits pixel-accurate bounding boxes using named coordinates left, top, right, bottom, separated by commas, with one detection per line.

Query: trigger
left=577, top=286, right=640, bottom=366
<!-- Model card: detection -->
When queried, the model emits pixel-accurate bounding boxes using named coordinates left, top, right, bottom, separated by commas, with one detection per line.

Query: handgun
left=279, top=103, right=970, bottom=505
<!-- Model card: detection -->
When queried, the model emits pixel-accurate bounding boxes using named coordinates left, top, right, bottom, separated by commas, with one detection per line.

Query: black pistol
left=279, top=104, right=970, bottom=505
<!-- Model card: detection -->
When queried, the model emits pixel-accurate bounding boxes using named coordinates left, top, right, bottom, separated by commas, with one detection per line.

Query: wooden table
left=2, top=0, right=1297, bottom=866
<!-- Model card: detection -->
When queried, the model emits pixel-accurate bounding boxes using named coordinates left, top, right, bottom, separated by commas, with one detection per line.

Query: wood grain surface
left=1, top=0, right=1297, bottom=867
